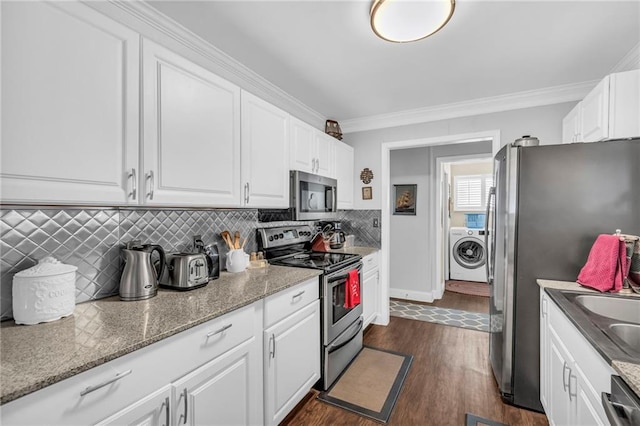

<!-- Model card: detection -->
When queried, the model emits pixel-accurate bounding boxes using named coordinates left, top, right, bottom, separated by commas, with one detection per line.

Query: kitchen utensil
left=12, top=257, right=77, bottom=325
left=119, top=240, right=166, bottom=301
left=226, top=249, right=249, bottom=273
left=234, top=231, right=241, bottom=249
left=241, top=237, right=247, bottom=250
left=159, top=253, right=209, bottom=290
left=221, top=231, right=234, bottom=249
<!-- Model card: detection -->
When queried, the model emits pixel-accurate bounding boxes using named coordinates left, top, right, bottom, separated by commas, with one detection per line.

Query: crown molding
left=93, top=0, right=326, bottom=129
left=610, top=41, right=640, bottom=73
left=340, top=80, right=598, bottom=134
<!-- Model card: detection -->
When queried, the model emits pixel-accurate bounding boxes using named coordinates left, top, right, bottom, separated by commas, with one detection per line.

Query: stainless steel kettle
left=329, top=231, right=346, bottom=249
left=119, top=240, right=166, bottom=301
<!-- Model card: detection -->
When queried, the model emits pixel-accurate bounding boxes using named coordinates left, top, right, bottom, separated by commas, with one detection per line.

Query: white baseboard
left=389, top=288, right=434, bottom=303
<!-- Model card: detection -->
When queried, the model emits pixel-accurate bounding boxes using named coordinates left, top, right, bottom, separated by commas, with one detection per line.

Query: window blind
left=454, top=174, right=493, bottom=211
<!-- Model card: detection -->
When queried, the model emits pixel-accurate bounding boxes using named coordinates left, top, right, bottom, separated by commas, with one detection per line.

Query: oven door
left=323, top=262, right=363, bottom=344
left=291, top=170, right=337, bottom=221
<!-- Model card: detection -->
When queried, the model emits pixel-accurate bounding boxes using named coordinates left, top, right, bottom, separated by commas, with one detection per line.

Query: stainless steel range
left=257, top=225, right=363, bottom=390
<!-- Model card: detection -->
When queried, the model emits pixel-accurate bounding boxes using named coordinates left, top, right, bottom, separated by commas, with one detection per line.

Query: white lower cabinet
left=171, top=338, right=261, bottom=426
left=540, top=289, right=614, bottom=426
left=362, top=251, right=380, bottom=328
left=96, top=386, right=171, bottom=426
left=1, top=302, right=262, bottom=426
left=263, top=278, right=320, bottom=426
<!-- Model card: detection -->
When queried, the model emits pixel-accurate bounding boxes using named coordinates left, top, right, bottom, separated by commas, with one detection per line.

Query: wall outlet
left=373, top=218, right=379, bottom=228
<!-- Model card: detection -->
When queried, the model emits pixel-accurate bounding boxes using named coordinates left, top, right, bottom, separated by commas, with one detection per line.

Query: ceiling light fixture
left=370, top=0, right=455, bottom=43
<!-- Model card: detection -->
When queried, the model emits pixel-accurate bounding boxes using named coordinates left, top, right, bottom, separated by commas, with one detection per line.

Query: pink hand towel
left=577, top=234, right=626, bottom=292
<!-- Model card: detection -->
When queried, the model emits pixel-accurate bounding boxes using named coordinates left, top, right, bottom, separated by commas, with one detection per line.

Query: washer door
left=452, top=237, right=486, bottom=269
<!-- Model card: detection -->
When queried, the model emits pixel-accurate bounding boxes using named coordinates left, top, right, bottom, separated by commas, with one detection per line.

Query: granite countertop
left=0, top=265, right=321, bottom=404
left=537, top=279, right=640, bottom=400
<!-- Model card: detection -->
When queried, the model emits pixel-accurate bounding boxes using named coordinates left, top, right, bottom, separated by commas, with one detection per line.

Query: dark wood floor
left=282, top=291, right=548, bottom=426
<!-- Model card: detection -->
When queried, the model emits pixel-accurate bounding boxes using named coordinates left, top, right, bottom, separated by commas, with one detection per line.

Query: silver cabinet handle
left=80, top=369, right=132, bottom=396
left=161, top=396, right=170, bottom=426
left=146, top=170, right=155, bottom=200
left=568, top=369, right=576, bottom=401
left=269, top=333, right=276, bottom=359
left=178, top=388, right=188, bottom=424
left=316, top=158, right=320, bottom=173
left=129, top=168, right=137, bottom=200
left=206, top=323, right=232, bottom=338
left=562, top=362, right=569, bottom=392
left=244, top=182, right=250, bottom=204
left=292, top=290, right=305, bottom=299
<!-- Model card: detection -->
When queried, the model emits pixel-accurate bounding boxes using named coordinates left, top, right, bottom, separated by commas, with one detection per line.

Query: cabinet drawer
left=363, top=251, right=379, bottom=274
left=179, top=302, right=257, bottom=368
left=264, top=278, right=319, bottom=327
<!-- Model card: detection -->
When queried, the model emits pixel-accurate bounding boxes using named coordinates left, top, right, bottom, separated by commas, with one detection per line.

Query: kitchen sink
left=609, top=323, right=640, bottom=353
left=574, top=295, right=640, bottom=324
left=553, top=290, right=640, bottom=360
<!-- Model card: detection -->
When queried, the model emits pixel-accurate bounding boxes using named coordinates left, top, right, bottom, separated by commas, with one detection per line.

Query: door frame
left=377, top=130, right=501, bottom=325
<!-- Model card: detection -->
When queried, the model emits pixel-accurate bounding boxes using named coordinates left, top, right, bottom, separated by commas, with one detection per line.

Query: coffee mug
left=226, top=249, right=249, bottom=273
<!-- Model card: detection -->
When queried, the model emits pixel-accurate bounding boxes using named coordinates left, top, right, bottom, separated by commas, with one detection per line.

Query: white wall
left=389, top=148, right=430, bottom=301
left=346, top=102, right=575, bottom=210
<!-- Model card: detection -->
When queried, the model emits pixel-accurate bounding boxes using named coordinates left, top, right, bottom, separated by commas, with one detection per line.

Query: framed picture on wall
left=362, top=186, right=372, bottom=200
left=393, top=184, right=417, bottom=215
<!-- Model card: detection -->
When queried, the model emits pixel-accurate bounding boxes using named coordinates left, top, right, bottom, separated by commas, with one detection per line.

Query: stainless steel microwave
left=290, top=170, right=337, bottom=221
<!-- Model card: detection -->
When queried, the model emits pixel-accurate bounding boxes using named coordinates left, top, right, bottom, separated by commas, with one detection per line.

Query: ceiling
left=148, top=0, right=640, bottom=125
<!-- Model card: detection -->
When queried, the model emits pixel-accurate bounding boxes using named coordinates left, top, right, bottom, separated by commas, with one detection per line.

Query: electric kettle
left=329, top=231, right=346, bottom=249
left=119, top=240, right=166, bottom=301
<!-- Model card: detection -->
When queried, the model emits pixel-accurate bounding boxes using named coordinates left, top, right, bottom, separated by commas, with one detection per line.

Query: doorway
left=378, top=130, right=500, bottom=325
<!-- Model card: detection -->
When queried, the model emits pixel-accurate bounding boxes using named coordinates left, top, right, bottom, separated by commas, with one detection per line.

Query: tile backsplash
left=0, top=207, right=381, bottom=320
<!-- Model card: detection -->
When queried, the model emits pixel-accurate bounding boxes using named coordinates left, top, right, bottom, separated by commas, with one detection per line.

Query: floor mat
left=465, top=413, right=507, bottom=426
left=318, top=346, right=413, bottom=423
left=389, top=300, right=489, bottom=332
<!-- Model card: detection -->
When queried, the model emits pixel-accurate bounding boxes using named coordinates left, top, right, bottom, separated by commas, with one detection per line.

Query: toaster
left=159, top=253, right=209, bottom=290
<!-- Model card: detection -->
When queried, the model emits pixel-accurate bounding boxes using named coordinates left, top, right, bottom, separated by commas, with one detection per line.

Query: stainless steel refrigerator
left=486, top=138, right=640, bottom=412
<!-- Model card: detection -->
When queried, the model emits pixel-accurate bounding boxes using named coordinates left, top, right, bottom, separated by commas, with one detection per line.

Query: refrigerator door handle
left=485, top=186, right=496, bottom=284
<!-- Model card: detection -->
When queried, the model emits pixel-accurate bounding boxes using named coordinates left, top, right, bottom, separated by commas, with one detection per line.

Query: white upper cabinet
left=142, top=39, right=242, bottom=206
left=580, top=77, right=610, bottom=142
left=315, top=132, right=336, bottom=178
left=241, top=91, right=290, bottom=208
left=561, top=102, right=582, bottom=144
left=289, top=117, right=336, bottom=178
left=569, top=69, right=640, bottom=143
left=290, top=117, right=316, bottom=174
left=334, top=141, right=354, bottom=209
left=1, top=1, right=139, bottom=204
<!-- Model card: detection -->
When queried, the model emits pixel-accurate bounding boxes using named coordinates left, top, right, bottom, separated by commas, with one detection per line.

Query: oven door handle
left=328, top=263, right=363, bottom=283
left=327, top=317, right=363, bottom=354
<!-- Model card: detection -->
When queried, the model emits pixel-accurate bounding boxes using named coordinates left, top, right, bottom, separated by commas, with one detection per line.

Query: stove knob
left=274, top=235, right=279, bottom=240
left=279, top=233, right=284, bottom=239
left=268, top=236, right=274, bottom=241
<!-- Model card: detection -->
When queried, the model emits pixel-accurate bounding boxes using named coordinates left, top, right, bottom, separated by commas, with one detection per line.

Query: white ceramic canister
left=12, top=257, right=77, bottom=325
left=226, top=249, right=249, bottom=273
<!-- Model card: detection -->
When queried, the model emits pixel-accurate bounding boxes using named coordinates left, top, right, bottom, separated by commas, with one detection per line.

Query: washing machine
left=449, top=227, right=488, bottom=282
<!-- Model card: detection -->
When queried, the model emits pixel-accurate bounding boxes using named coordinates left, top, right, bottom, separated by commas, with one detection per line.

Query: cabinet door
left=539, top=291, right=550, bottom=413
left=581, top=76, right=610, bottom=142
left=264, top=300, right=320, bottom=426
left=241, top=91, right=290, bottom=208
left=172, top=338, right=261, bottom=426
left=574, top=365, right=607, bottom=426
left=363, top=270, right=379, bottom=328
left=95, top=386, right=171, bottom=426
left=142, top=39, right=241, bottom=206
left=609, top=69, right=640, bottom=140
left=315, top=132, right=336, bottom=178
left=1, top=1, right=139, bottom=204
left=548, top=327, right=575, bottom=426
left=334, top=141, right=354, bottom=209
left=561, top=102, right=582, bottom=144
left=290, top=117, right=315, bottom=174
